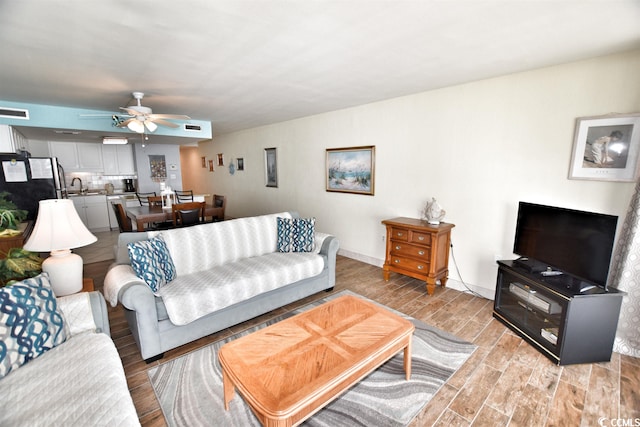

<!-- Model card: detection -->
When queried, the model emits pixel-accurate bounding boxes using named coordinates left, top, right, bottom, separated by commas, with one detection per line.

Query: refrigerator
left=0, top=153, right=66, bottom=220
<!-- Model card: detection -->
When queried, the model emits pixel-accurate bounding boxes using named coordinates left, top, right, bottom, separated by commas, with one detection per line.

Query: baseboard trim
left=338, top=249, right=495, bottom=300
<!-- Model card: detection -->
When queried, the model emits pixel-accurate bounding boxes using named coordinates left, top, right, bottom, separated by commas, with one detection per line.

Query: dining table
left=125, top=204, right=221, bottom=231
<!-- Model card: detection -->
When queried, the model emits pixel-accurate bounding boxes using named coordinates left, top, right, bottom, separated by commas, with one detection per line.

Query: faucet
left=71, top=177, right=83, bottom=193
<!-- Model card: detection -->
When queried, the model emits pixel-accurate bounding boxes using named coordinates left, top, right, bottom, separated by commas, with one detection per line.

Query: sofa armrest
left=319, top=235, right=340, bottom=288
left=57, top=291, right=110, bottom=337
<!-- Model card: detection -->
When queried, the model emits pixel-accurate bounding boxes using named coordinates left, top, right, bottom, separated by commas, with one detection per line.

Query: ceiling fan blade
left=152, top=119, right=180, bottom=128
left=119, top=107, right=139, bottom=116
left=149, top=113, right=191, bottom=120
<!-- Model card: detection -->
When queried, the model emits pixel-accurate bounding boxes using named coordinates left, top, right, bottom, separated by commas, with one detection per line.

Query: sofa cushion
left=0, top=273, right=68, bottom=379
left=128, top=234, right=176, bottom=293
left=278, top=217, right=315, bottom=253
left=0, top=332, right=140, bottom=426
left=158, top=252, right=325, bottom=325
left=157, top=212, right=293, bottom=276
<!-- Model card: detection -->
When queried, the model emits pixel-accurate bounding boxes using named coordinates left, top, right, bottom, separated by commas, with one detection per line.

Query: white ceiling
left=1, top=1, right=640, bottom=143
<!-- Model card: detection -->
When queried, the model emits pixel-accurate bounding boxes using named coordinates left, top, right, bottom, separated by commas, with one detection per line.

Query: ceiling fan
left=115, top=92, right=191, bottom=134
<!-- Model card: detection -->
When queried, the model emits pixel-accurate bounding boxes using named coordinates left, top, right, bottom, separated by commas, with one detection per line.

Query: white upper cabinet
left=102, top=144, right=135, bottom=175
left=50, top=141, right=103, bottom=171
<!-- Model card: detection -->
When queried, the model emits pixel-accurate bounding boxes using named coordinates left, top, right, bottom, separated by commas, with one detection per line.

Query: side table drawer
left=390, top=227, right=409, bottom=241
left=410, top=231, right=431, bottom=246
left=390, top=242, right=430, bottom=260
left=390, top=255, right=429, bottom=274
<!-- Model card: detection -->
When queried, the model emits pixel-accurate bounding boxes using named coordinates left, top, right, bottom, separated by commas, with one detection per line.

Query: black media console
left=493, top=260, right=625, bottom=365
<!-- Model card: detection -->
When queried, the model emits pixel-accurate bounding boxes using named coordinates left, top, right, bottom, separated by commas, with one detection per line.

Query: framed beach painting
left=569, top=113, right=640, bottom=182
left=264, top=148, right=277, bottom=187
left=326, top=146, right=375, bottom=195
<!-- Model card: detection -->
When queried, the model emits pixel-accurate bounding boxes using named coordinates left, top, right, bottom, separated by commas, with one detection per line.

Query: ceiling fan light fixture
left=144, top=121, right=158, bottom=132
left=127, top=120, right=145, bottom=133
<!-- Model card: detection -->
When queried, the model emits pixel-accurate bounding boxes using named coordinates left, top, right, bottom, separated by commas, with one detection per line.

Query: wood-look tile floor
left=86, top=256, right=640, bottom=427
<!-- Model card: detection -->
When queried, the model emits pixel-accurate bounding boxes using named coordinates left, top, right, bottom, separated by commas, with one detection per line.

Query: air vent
left=184, top=124, right=201, bottom=132
left=0, top=107, right=29, bottom=120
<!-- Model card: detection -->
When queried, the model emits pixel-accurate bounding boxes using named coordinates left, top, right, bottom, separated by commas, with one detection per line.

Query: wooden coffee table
left=218, top=294, right=415, bottom=427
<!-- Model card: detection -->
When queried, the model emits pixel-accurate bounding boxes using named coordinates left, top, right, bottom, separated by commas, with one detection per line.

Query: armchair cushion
left=0, top=273, right=69, bottom=378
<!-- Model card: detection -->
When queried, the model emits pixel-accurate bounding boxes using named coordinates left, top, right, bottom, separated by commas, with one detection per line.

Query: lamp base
left=42, top=249, right=84, bottom=296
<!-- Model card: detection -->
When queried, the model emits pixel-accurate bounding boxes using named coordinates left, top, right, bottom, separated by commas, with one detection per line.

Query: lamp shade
left=127, top=119, right=145, bottom=134
left=24, top=199, right=97, bottom=252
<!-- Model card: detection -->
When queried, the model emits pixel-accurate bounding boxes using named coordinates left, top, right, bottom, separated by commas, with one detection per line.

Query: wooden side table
left=382, top=217, right=455, bottom=295
left=82, top=278, right=94, bottom=292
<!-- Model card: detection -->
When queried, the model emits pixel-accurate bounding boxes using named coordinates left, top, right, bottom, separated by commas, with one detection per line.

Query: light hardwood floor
left=86, top=256, right=640, bottom=427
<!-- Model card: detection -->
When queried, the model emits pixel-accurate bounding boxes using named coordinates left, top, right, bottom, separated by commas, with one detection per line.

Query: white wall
left=198, top=50, right=640, bottom=296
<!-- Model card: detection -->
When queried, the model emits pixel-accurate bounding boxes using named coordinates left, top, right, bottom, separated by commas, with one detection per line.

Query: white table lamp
left=23, top=199, right=97, bottom=296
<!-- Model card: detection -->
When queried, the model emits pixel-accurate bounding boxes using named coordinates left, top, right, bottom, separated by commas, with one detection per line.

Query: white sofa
left=104, top=212, right=339, bottom=361
left=0, top=289, right=140, bottom=426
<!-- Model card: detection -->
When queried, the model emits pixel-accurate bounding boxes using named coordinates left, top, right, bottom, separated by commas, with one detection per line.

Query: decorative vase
left=423, top=198, right=446, bottom=225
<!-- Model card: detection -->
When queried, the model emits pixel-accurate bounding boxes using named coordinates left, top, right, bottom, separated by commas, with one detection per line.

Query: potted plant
left=0, top=191, right=28, bottom=236
left=0, top=247, right=43, bottom=286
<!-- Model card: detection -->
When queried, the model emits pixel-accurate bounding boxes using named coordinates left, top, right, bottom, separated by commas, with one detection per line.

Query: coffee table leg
left=222, top=368, right=235, bottom=410
left=404, top=337, right=412, bottom=380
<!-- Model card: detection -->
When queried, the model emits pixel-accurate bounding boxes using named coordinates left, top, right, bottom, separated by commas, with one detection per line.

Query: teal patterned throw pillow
left=128, top=235, right=177, bottom=293
left=0, top=273, right=69, bottom=378
left=277, top=217, right=315, bottom=253
left=293, top=217, right=315, bottom=252
left=277, top=217, right=295, bottom=252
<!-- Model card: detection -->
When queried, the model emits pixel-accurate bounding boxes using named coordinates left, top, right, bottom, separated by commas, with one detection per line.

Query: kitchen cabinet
left=50, top=141, right=103, bottom=171
left=72, top=195, right=110, bottom=231
left=26, top=140, right=51, bottom=157
left=0, top=125, right=28, bottom=153
left=102, top=144, right=136, bottom=175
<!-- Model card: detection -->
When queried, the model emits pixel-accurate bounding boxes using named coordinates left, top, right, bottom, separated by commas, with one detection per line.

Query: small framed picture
left=208, top=159, right=214, bottom=172
left=569, top=113, right=640, bottom=182
left=201, top=156, right=206, bottom=168
left=264, top=148, right=277, bottom=187
left=237, top=158, right=244, bottom=171
left=326, top=146, right=375, bottom=195
left=217, top=153, right=224, bottom=166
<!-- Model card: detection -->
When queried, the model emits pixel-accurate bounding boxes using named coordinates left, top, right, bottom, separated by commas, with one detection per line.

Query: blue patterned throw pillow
left=293, top=217, right=316, bottom=252
left=0, top=273, right=69, bottom=378
left=277, top=217, right=316, bottom=253
left=128, top=234, right=177, bottom=293
left=277, top=217, right=295, bottom=252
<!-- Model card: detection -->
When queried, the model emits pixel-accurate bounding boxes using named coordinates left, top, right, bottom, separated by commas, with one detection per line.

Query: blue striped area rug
left=148, top=290, right=476, bottom=427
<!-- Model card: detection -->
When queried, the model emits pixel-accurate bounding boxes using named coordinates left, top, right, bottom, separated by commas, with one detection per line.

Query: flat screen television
left=513, top=202, right=618, bottom=289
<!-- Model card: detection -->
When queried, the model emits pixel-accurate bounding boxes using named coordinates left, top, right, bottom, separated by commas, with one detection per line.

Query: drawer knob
left=395, top=245, right=401, bottom=250
left=394, top=259, right=400, bottom=264
left=417, top=265, right=424, bottom=270
left=397, top=232, right=404, bottom=237
left=418, top=236, right=425, bottom=241
left=418, top=250, right=425, bottom=256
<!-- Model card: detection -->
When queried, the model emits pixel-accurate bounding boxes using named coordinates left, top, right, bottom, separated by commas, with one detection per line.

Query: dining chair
left=147, top=196, right=164, bottom=207
left=111, top=202, right=132, bottom=232
left=175, top=190, right=194, bottom=203
left=136, top=192, right=157, bottom=206
left=211, top=194, right=226, bottom=222
left=172, top=202, right=205, bottom=227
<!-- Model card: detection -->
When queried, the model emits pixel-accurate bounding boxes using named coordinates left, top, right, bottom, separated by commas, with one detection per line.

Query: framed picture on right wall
left=569, top=113, right=640, bottom=182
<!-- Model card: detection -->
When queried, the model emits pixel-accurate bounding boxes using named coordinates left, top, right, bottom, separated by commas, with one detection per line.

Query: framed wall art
left=326, top=145, right=375, bottom=195
left=201, top=156, right=206, bottom=168
left=237, top=158, right=244, bottom=171
left=208, top=159, right=214, bottom=172
left=217, top=153, right=224, bottom=166
left=264, top=148, right=277, bottom=187
left=569, top=113, right=640, bottom=182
